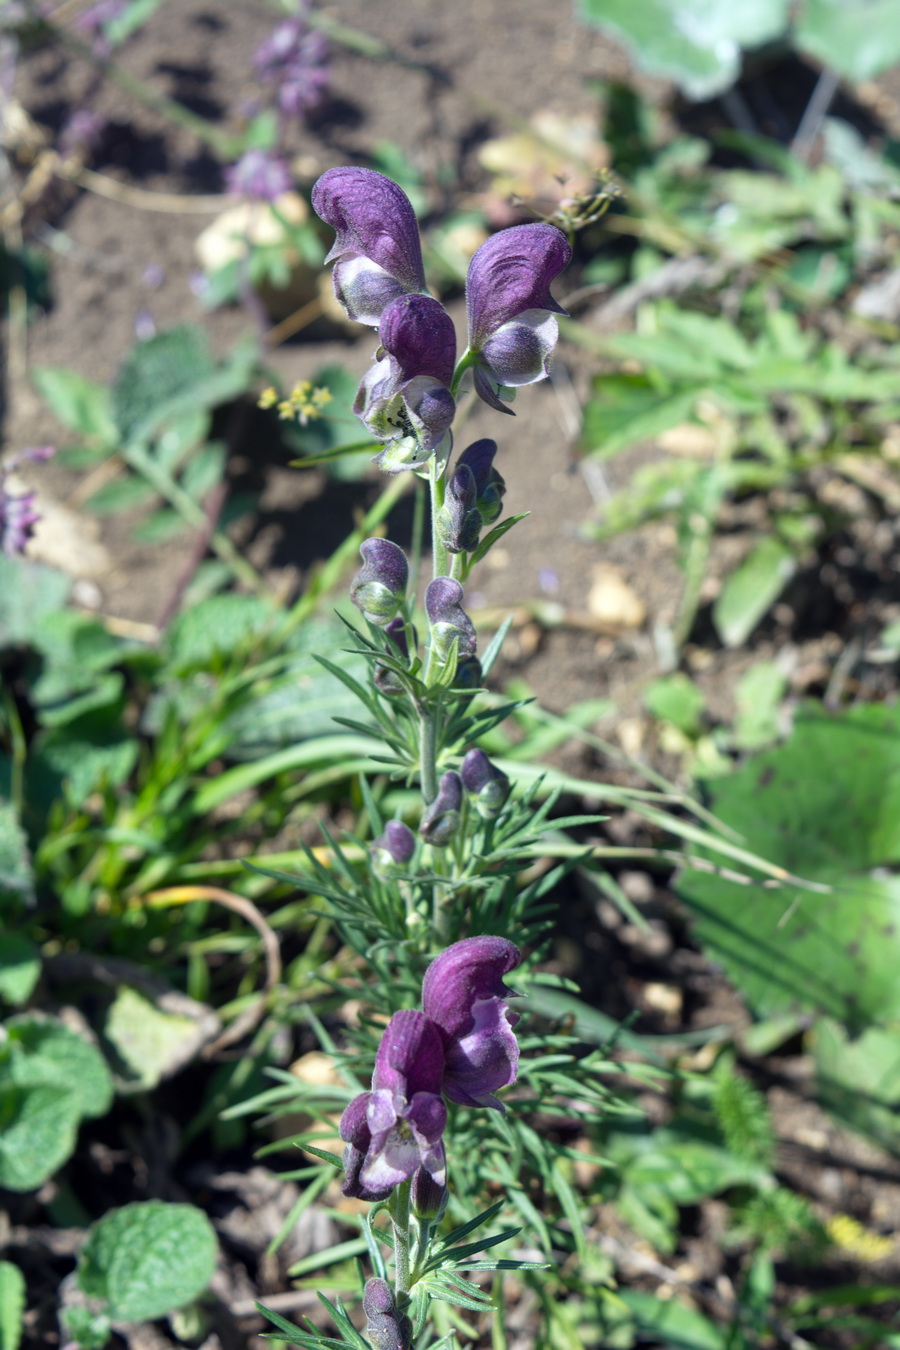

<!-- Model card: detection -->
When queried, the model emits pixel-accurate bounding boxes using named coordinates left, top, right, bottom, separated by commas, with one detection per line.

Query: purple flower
left=254, top=16, right=329, bottom=120
left=312, top=168, right=427, bottom=327
left=355, top=294, right=456, bottom=472
left=436, top=464, right=481, bottom=555
left=465, top=224, right=571, bottom=413
left=425, top=577, right=477, bottom=663
left=350, top=538, right=408, bottom=625
left=422, top=936, right=522, bottom=1111
left=1, top=446, right=53, bottom=557
left=456, top=439, right=506, bottom=524
left=371, top=820, right=416, bottom=877
left=363, top=1279, right=412, bottom=1350
left=460, top=748, right=510, bottom=820
left=224, top=148, right=293, bottom=201
left=419, top=770, right=462, bottom=848
left=339, top=1010, right=447, bottom=1196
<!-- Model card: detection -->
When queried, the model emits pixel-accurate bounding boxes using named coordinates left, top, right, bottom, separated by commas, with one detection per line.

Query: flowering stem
left=419, top=706, right=439, bottom=805
left=389, top=1180, right=412, bottom=1296
left=450, top=349, right=477, bottom=401
left=429, top=456, right=449, bottom=581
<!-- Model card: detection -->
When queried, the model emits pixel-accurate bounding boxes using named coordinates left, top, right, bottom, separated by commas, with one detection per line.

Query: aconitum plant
left=256, top=169, right=615, bottom=1350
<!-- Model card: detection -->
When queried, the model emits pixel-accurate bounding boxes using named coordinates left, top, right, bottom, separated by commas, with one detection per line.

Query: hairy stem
left=429, top=456, right=449, bottom=581
left=390, top=1180, right=412, bottom=1296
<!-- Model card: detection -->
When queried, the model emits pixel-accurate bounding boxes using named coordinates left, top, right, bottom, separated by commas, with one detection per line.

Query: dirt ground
left=6, top=2, right=900, bottom=1347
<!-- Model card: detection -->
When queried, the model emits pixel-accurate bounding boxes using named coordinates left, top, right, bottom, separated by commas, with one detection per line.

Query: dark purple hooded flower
left=312, top=167, right=427, bottom=327
left=456, top=439, right=506, bottom=524
left=465, top=223, right=571, bottom=413
left=419, top=770, right=462, bottom=848
left=355, top=293, right=456, bottom=472
left=424, top=577, right=477, bottom=664
left=349, top=537, right=408, bottom=625
left=422, top=936, right=522, bottom=1111
left=339, top=1010, right=447, bottom=1197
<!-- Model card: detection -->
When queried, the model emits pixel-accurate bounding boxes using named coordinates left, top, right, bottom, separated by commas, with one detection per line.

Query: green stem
left=419, top=705, right=439, bottom=805
left=122, top=444, right=273, bottom=600
left=389, top=1180, right=412, bottom=1297
left=429, top=456, right=449, bottom=582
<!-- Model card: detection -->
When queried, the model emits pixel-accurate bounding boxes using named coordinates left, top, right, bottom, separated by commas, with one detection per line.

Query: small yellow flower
left=826, top=1213, right=894, bottom=1262
left=257, top=386, right=279, bottom=409
left=261, top=381, right=332, bottom=425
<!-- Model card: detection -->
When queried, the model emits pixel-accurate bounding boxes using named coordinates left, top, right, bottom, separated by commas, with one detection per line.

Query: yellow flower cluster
left=826, top=1212, right=894, bottom=1262
left=258, top=382, right=333, bottom=425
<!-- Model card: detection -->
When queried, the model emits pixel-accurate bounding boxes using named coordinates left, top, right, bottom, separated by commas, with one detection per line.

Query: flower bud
left=425, top=577, right=477, bottom=664
left=457, top=438, right=506, bottom=525
left=370, top=820, right=416, bottom=878
left=363, top=1279, right=412, bottom=1350
left=374, top=617, right=411, bottom=697
left=454, top=656, right=483, bottom=690
left=435, top=464, right=482, bottom=554
left=350, top=538, right=408, bottom=626
left=420, top=770, right=462, bottom=847
left=410, top=1165, right=448, bottom=1221
left=460, top=748, right=510, bottom=819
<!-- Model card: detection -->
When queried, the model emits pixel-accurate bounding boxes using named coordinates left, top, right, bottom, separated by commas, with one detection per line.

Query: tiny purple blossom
left=419, top=770, right=462, bottom=848
left=1, top=447, right=54, bottom=557
left=465, top=223, right=571, bottom=413
left=253, top=17, right=329, bottom=120
left=422, top=936, right=522, bottom=1111
left=456, top=438, right=506, bottom=524
left=224, top=148, right=293, bottom=201
left=312, top=167, right=426, bottom=327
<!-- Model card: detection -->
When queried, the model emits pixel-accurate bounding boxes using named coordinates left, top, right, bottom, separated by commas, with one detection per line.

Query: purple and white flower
left=339, top=1010, right=447, bottom=1197
left=312, top=167, right=427, bottom=327
left=355, top=293, right=456, bottom=472
left=464, top=223, right=571, bottom=413
left=422, top=936, right=522, bottom=1111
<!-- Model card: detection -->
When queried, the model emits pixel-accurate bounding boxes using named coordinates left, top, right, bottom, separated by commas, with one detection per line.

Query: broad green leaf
left=78, top=1202, right=217, bottom=1322
left=32, top=368, right=117, bottom=444
left=0, top=801, right=34, bottom=909
left=0, top=1261, right=25, bottom=1350
left=577, top=0, right=789, bottom=99
left=814, top=1018, right=900, bottom=1153
left=795, top=0, right=900, bottom=82
left=678, top=703, right=900, bottom=1029
left=0, top=557, right=72, bottom=648
left=103, top=986, right=214, bottom=1091
left=33, top=719, right=138, bottom=806
left=5, top=1016, right=113, bottom=1120
left=0, top=935, right=40, bottom=1006
left=713, top=535, right=796, bottom=647
left=112, top=326, right=259, bottom=446
left=0, top=1082, right=80, bottom=1191
left=131, top=508, right=188, bottom=545
left=154, top=409, right=210, bottom=472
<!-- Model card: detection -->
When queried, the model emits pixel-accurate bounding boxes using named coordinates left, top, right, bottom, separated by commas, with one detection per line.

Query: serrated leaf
left=103, top=985, right=216, bottom=1091
left=78, top=1202, right=217, bottom=1321
left=0, top=1261, right=25, bottom=1350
